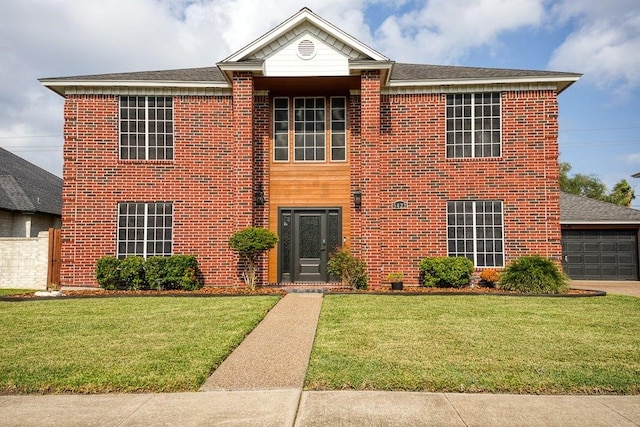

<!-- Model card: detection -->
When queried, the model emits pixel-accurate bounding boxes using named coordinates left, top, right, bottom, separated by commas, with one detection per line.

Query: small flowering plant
left=386, top=272, right=405, bottom=282
left=479, top=269, right=500, bottom=287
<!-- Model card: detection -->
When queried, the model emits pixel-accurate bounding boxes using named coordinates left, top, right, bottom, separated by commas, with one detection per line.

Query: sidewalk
left=1, top=390, right=638, bottom=426
left=1, top=292, right=639, bottom=426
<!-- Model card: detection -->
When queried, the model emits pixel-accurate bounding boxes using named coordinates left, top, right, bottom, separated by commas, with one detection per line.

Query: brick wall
left=61, top=93, right=242, bottom=287
left=61, top=84, right=561, bottom=288
left=370, top=90, right=561, bottom=285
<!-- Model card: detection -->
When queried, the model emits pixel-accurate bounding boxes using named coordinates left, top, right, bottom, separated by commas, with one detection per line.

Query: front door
left=279, top=208, right=341, bottom=283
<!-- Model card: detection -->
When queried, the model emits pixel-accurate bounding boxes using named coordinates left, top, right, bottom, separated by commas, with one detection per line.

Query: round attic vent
left=297, top=39, right=316, bottom=59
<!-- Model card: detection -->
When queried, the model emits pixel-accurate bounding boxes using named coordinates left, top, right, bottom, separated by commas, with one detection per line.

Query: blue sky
left=1, top=0, right=639, bottom=207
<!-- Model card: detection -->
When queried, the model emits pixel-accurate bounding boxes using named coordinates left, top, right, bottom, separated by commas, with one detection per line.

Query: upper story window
left=447, top=200, right=504, bottom=267
left=273, top=96, right=347, bottom=163
left=120, top=96, right=173, bottom=160
left=117, top=202, right=173, bottom=258
left=446, top=93, right=501, bottom=158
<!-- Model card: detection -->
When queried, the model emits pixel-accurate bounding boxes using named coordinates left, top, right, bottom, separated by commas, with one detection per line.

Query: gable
left=264, top=30, right=352, bottom=77
left=218, top=8, right=391, bottom=81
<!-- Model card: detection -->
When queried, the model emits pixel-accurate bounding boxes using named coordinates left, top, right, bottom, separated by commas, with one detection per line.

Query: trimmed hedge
left=419, top=256, right=474, bottom=288
left=498, top=255, right=568, bottom=294
left=95, top=255, right=203, bottom=291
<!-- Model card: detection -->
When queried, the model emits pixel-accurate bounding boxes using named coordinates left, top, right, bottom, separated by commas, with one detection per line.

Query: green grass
left=306, top=295, right=640, bottom=394
left=0, top=296, right=279, bottom=394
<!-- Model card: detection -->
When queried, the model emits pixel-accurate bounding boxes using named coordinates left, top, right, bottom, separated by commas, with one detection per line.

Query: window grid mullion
left=142, top=203, right=149, bottom=258
left=471, top=201, right=478, bottom=266
left=144, top=98, right=149, bottom=161
left=470, top=94, right=476, bottom=158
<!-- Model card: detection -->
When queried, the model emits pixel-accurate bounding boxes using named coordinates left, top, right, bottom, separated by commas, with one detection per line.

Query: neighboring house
left=40, top=8, right=581, bottom=288
left=561, top=192, right=640, bottom=280
left=0, top=147, right=62, bottom=237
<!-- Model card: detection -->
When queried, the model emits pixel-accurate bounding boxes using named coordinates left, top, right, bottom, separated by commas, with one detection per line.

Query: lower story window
left=117, top=202, right=173, bottom=258
left=447, top=200, right=504, bottom=267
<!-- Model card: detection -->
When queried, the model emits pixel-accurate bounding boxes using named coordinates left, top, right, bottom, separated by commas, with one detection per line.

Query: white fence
left=0, top=231, right=49, bottom=290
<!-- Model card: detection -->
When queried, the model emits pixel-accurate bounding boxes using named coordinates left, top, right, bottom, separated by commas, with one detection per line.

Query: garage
left=562, top=229, right=638, bottom=280
left=560, top=192, right=640, bottom=281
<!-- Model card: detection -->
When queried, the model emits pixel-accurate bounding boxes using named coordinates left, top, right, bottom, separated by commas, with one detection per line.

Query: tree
left=559, top=162, right=607, bottom=200
left=608, top=179, right=635, bottom=207
left=560, top=162, right=636, bottom=207
left=229, top=227, right=278, bottom=289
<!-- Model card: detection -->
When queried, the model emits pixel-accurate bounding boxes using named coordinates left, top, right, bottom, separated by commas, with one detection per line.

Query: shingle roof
left=560, top=192, right=640, bottom=224
left=390, top=63, right=581, bottom=81
left=40, top=66, right=225, bottom=83
left=40, top=63, right=580, bottom=86
left=0, top=148, right=62, bottom=216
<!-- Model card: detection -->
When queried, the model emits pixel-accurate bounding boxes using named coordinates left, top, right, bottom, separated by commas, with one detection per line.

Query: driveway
left=571, top=280, right=640, bottom=297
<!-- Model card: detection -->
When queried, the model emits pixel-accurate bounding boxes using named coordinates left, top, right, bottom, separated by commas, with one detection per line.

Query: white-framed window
left=294, top=97, right=325, bottom=162
left=446, top=93, right=501, bottom=158
left=273, top=96, right=347, bottom=162
left=447, top=200, right=504, bottom=267
left=330, top=97, right=346, bottom=161
left=120, top=96, right=173, bottom=160
left=273, top=97, right=289, bottom=161
left=117, top=202, right=173, bottom=258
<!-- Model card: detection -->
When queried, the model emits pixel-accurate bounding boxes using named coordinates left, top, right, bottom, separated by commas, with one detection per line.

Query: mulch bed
left=2, top=286, right=604, bottom=300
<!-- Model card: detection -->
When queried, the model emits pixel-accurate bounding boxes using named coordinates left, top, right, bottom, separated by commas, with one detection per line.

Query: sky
left=1, top=0, right=639, bottom=208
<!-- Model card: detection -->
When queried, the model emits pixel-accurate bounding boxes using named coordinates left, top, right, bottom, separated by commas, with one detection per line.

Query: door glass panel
left=299, top=215, right=321, bottom=259
left=327, top=212, right=340, bottom=255
left=281, top=213, right=291, bottom=275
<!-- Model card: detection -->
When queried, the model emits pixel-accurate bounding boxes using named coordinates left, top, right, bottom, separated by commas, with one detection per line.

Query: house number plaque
left=392, top=200, right=408, bottom=210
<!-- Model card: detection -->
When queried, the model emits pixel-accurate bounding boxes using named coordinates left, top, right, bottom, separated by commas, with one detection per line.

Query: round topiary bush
left=498, top=255, right=568, bottom=294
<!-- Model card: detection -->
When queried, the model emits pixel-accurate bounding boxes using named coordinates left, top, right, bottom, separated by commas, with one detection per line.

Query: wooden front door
left=279, top=208, right=341, bottom=283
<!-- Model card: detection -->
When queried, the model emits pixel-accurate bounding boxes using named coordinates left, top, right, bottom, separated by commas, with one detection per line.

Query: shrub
left=164, top=255, right=202, bottom=290
left=229, top=227, right=278, bottom=289
left=498, top=255, right=568, bottom=294
left=144, top=256, right=168, bottom=290
left=96, top=256, right=121, bottom=290
left=327, top=247, right=368, bottom=290
left=119, top=256, right=146, bottom=290
left=479, top=268, right=500, bottom=287
left=419, top=257, right=474, bottom=288
left=96, top=255, right=203, bottom=291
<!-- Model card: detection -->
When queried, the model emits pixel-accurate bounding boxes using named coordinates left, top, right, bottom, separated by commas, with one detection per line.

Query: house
left=40, top=8, right=581, bottom=288
left=561, top=192, right=640, bottom=280
left=0, top=147, right=62, bottom=237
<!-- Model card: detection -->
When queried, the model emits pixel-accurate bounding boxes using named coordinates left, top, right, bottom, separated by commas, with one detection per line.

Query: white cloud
left=548, top=0, right=640, bottom=95
left=621, top=152, right=640, bottom=165
left=374, top=0, right=546, bottom=63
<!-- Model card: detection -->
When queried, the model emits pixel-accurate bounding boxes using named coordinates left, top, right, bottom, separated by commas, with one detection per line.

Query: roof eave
left=349, top=60, right=395, bottom=86
left=216, top=61, right=265, bottom=84
left=39, top=79, right=231, bottom=96
left=388, top=75, right=581, bottom=93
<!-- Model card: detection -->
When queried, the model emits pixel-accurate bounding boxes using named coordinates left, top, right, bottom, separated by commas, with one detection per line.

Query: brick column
left=359, top=70, right=382, bottom=287
left=232, top=72, right=255, bottom=228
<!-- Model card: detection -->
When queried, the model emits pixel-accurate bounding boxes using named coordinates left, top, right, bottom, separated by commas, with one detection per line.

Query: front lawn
left=0, top=296, right=279, bottom=394
left=306, top=295, right=640, bottom=394
left=0, top=289, right=35, bottom=296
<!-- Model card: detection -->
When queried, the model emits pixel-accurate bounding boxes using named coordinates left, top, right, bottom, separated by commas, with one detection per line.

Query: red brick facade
left=59, top=79, right=562, bottom=287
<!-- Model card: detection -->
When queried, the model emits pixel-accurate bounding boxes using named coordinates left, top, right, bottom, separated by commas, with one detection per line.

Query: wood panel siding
left=267, top=162, right=351, bottom=283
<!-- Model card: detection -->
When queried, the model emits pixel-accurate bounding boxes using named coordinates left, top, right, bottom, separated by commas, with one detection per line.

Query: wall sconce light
left=255, top=186, right=265, bottom=206
left=353, top=189, right=362, bottom=209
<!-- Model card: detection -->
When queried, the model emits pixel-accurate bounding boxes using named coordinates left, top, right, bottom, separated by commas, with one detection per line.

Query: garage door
left=562, top=229, right=639, bottom=280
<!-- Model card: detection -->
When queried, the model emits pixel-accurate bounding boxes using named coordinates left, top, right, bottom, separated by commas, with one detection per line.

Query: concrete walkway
left=571, top=280, right=640, bottom=296
left=2, top=291, right=639, bottom=426
left=201, top=293, right=323, bottom=391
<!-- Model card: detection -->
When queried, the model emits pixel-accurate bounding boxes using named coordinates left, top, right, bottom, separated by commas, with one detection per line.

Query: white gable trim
left=222, top=8, right=388, bottom=63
